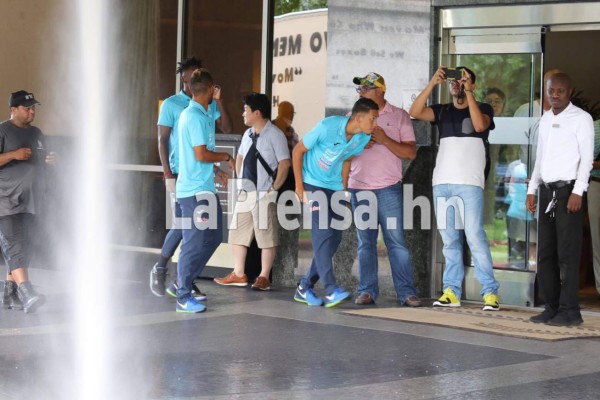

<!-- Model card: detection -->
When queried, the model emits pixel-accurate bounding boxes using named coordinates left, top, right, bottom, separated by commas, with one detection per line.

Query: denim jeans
left=176, top=194, right=223, bottom=301
left=161, top=192, right=183, bottom=260
left=350, top=182, right=416, bottom=302
left=299, top=183, right=345, bottom=296
left=432, top=184, right=499, bottom=298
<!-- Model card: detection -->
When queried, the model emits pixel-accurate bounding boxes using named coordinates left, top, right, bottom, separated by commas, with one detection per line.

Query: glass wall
left=441, top=53, right=542, bottom=272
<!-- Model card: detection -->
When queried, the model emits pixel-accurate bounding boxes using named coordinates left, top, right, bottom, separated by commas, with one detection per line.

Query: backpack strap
left=250, top=134, right=277, bottom=179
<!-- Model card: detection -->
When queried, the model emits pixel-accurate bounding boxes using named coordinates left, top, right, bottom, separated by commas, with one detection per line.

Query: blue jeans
left=176, top=194, right=223, bottom=301
left=161, top=192, right=183, bottom=260
left=299, top=183, right=345, bottom=296
left=350, top=182, right=416, bottom=302
left=432, top=184, right=499, bottom=298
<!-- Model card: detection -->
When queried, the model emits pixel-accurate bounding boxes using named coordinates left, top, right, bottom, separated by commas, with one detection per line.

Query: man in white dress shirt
left=526, top=72, right=595, bottom=326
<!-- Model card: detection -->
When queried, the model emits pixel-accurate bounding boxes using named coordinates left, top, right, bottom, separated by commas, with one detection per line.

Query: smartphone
left=443, top=67, right=464, bottom=80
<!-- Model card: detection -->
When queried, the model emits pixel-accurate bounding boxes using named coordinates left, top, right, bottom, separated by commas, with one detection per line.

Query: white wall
left=272, top=9, right=328, bottom=136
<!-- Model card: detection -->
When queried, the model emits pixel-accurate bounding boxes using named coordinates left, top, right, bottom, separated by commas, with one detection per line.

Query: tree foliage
left=275, top=0, right=328, bottom=16
left=459, top=54, right=537, bottom=117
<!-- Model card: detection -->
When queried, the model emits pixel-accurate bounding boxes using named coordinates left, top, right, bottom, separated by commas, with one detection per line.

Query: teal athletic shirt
left=157, top=90, right=191, bottom=175
left=176, top=100, right=221, bottom=198
left=302, top=116, right=371, bottom=191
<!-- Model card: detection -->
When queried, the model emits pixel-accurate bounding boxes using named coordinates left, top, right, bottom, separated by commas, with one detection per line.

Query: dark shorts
left=0, top=213, right=32, bottom=272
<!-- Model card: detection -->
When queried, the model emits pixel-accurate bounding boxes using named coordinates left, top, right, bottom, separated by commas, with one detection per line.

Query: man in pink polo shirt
left=348, top=72, right=421, bottom=306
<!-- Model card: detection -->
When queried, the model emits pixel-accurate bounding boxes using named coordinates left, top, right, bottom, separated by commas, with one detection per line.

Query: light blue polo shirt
left=302, top=116, right=371, bottom=191
left=176, top=100, right=221, bottom=198
left=157, top=91, right=191, bottom=175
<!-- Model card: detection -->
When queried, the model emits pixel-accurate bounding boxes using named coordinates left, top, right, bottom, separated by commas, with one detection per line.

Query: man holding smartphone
left=410, top=66, right=500, bottom=311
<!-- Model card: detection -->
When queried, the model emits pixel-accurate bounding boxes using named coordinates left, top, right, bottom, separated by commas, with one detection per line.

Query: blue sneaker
left=294, top=286, right=323, bottom=307
left=176, top=297, right=206, bottom=313
left=324, top=288, right=350, bottom=308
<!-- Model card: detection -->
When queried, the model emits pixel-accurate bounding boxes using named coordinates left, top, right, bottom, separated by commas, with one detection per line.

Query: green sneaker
left=483, top=293, right=500, bottom=311
left=433, top=288, right=461, bottom=307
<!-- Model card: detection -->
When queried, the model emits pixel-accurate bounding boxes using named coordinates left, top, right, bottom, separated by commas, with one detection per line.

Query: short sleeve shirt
left=0, top=120, right=44, bottom=215
left=176, top=100, right=220, bottom=198
left=302, top=116, right=371, bottom=191
left=430, top=103, right=495, bottom=189
left=157, top=91, right=191, bottom=175
left=238, top=121, right=290, bottom=194
left=349, top=102, right=415, bottom=190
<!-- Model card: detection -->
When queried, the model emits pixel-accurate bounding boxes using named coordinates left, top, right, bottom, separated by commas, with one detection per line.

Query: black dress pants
left=537, top=185, right=582, bottom=314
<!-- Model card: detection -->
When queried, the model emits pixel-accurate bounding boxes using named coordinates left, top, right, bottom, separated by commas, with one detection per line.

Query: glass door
left=438, top=27, right=543, bottom=306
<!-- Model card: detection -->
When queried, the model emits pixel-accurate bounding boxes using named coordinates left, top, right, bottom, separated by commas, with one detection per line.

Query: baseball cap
left=352, top=72, right=386, bottom=91
left=9, top=90, right=41, bottom=108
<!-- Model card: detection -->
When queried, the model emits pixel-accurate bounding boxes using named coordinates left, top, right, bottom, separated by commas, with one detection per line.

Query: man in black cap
left=0, top=90, right=54, bottom=313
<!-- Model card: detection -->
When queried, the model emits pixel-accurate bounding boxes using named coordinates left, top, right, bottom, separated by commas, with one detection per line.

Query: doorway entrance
left=436, top=2, right=600, bottom=307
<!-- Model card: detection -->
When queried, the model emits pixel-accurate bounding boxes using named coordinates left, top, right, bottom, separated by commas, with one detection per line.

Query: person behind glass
left=526, top=72, right=595, bottom=326
left=484, top=87, right=506, bottom=117
left=174, top=68, right=235, bottom=313
left=293, top=98, right=378, bottom=308
left=348, top=72, right=421, bottom=307
left=273, top=101, right=298, bottom=195
left=273, top=101, right=299, bottom=154
left=214, top=93, right=290, bottom=290
left=410, top=66, right=501, bottom=311
left=150, top=56, right=232, bottom=299
left=0, top=91, right=56, bottom=313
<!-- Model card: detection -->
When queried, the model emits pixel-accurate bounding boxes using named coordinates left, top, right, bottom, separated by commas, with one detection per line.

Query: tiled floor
left=1, top=259, right=600, bottom=400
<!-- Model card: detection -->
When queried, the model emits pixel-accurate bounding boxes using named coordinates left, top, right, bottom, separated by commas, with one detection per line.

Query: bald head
left=278, top=101, right=294, bottom=121
left=546, top=72, right=572, bottom=90
left=542, top=68, right=562, bottom=111
left=544, top=68, right=562, bottom=82
left=546, top=72, right=573, bottom=114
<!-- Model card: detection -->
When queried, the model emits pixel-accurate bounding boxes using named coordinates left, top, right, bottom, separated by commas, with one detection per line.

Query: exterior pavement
left=1, top=256, right=600, bottom=400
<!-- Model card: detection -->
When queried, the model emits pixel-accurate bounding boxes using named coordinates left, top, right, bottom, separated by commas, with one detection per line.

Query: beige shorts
left=228, top=190, right=279, bottom=248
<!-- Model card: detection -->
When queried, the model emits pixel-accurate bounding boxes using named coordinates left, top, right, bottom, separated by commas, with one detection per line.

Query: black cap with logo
left=9, top=90, right=41, bottom=108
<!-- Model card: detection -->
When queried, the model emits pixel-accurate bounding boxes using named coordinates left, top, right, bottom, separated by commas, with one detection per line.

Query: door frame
left=432, top=1, right=600, bottom=305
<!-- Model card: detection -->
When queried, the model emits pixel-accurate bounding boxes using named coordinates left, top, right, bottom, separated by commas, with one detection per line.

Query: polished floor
left=1, top=259, right=600, bottom=399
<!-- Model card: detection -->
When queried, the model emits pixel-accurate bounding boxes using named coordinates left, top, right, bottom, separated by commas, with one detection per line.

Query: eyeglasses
left=356, top=86, right=378, bottom=93
left=485, top=99, right=505, bottom=106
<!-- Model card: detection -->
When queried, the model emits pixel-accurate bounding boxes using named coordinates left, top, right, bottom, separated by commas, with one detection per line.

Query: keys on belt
left=545, top=194, right=557, bottom=220
left=543, top=180, right=573, bottom=190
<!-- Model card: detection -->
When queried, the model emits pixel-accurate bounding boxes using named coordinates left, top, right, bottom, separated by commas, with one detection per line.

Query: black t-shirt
left=242, top=133, right=258, bottom=187
left=0, top=120, right=45, bottom=215
left=430, top=102, right=495, bottom=184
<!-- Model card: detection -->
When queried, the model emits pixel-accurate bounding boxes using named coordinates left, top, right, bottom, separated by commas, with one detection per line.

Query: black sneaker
left=2, top=280, right=23, bottom=311
left=17, top=282, right=44, bottom=314
left=166, top=281, right=207, bottom=301
left=547, top=311, right=584, bottom=327
left=150, top=263, right=167, bottom=297
left=530, top=308, right=558, bottom=324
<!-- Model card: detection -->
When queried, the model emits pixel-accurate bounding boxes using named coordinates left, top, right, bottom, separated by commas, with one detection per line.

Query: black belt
left=591, top=176, right=600, bottom=183
left=543, top=180, right=574, bottom=190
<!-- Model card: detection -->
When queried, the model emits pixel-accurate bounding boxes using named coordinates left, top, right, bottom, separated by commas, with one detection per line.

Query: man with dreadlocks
left=150, top=56, right=232, bottom=299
